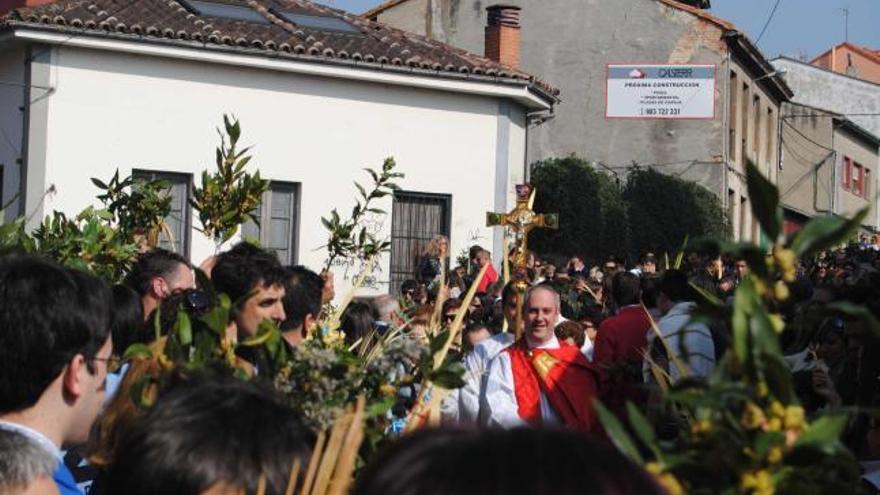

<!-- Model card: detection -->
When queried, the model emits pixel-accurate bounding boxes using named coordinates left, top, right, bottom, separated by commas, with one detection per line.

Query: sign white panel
left=606, top=65, right=716, bottom=119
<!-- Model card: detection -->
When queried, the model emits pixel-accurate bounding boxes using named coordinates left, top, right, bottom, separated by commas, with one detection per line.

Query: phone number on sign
left=642, top=108, right=682, bottom=116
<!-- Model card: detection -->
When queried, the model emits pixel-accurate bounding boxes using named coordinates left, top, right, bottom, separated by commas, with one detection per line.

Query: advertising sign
left=606, top=64, right=716, bottom=119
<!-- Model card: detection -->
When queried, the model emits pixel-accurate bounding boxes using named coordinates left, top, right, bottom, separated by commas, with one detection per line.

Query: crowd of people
left=0, top=230, right=878, bottom=494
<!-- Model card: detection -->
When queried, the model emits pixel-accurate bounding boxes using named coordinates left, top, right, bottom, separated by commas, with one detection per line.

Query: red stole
left=506, top=338, right=600, bottom=432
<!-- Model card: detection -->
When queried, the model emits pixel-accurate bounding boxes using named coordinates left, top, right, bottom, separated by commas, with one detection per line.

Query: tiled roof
left=1, top=0, right=559, bottom=98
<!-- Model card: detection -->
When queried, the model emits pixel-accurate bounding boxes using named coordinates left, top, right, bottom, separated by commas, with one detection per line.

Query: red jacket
left=593, top=305, right=651, bottom=411
left=476, top=264, right=498, bottom=293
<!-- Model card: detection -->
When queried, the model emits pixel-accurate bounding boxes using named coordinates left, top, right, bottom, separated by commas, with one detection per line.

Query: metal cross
left=486, top=184, right=558, bottom=339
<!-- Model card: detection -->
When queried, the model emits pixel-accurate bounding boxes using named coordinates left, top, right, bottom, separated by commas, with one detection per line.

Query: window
left=766, top=107, right=775, bottom=167
left=852, top=162, right=865, bottom=197
left=727, top=188, right=735, bottom=237
left=181, top=0, right=269, bottom=23
left=389, top=191, right=451, bottom=295
left=241, top=182, right=300, bottom=264
left=741, top=83, right=749, bottom=164
left=865, top=169, right=872, bottom=198
left=752, top=95, right=761, bottom=157
left=739, top=195, right=747, bottom=241
left=132, top=170, right=192, bottom=257
left=274, top=11, right=361, bottom=33
left=842, top=157, right=852, bottom=190
left=728, top=71, right=738, bottom=160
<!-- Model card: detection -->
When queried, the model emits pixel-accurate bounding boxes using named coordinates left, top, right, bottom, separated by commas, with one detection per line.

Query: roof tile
left=2, top=0, right=558, bottom=97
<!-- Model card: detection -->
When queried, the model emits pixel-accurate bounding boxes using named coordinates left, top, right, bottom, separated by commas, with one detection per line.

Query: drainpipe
left=721, top=51, right=732, bottom=214
left=524, top=109, right=553, bottom=182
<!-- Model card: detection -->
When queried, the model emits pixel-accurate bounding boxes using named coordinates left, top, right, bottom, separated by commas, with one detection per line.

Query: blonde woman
left=417, top=235, right=449, bottom=293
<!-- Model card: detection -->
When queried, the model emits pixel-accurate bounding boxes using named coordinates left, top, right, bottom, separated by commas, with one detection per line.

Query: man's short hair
left=555, top=320, right=585, bottom=348
left=110, top=284, right=145, bottom=355
left=501, top=282, right=518, bottom=307
left=123, top=248, right=190, bottom=297
left=0, top=255, right=111, bottom=412
left=659, top=269, right=693, bottom=303
left=211, top=242, right=286, bottom=303
left=353, top=428, right=662, bottom=495
left=281, top=265, right=323, bottom=331
left=611, top=272, right=641, bottom=307
left=372, top=295, right=399, bottom=322
left=0, top=429, right=58, bottom=493
left=524, top=285, right=560, bottom=311
left=107, top=375, right=311, bottom=495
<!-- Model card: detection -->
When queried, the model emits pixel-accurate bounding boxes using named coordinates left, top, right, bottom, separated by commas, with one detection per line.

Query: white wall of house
left=0, top=43, right=25, bottom=222
left=21, top=44, right=529, bottom=295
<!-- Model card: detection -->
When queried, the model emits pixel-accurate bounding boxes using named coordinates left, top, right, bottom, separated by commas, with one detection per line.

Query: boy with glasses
left=0, top=255, right=113, bottom=495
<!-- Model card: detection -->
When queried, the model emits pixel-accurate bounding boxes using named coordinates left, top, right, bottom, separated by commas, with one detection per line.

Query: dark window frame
left=389, top=190, right=452, bottom=295
left=242, top=181, right=301, bottom=265
left=132, top=169, right=193, bottom=258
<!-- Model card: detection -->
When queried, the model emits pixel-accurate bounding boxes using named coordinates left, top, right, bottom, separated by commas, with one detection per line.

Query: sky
left=317, top=0, right=879, bottom=60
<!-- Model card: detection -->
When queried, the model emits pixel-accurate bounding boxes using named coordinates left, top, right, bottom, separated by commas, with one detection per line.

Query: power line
left=755, top=0, right=783, bottom=44
left=781, top=118, right=835, bottom=152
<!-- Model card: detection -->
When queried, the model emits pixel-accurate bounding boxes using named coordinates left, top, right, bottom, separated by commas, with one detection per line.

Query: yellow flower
left=783, top=405, right=805, bottom=431
left=766, top=418, right=782, bottom=432
left=691, top=418, right=713, bottom=436
left=756, top=382, right=769, bottom=398
left=742, top=402, right=766, bottom=430
left=741, top=469, right=775, bottom=495
left=767, top=446, right=783, bottom=464
left=645, top=463, right=683, bottom=495
left=379, top=383, right=397, bottom=397
left=773, top=248, right=797, bottom=283
left=658, top=473, right=685, bottom=495
left=769, top=313, right=785, bottom=334
left=769, top=401, right=785, bottom=419
left=773, top=281, right=790, bottom=302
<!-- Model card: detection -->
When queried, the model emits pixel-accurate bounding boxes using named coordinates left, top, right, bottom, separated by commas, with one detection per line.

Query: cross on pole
left=487, top=184, right=558, bottom=340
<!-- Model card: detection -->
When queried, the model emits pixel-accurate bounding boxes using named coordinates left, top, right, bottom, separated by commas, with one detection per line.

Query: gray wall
left=377, top=0, right=737, bottom=196
left=778, top=102, right=835, bottom=218
left=773, top=57, right=880, bottom=138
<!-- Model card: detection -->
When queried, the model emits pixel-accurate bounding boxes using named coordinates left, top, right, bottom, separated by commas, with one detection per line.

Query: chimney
left=484, top=4, right=521, bottom=69
left=0, top=0, right=55, bottom=16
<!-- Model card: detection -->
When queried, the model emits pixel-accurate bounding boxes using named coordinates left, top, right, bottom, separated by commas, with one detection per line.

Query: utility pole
left=840, top=8, right=849, bottom=42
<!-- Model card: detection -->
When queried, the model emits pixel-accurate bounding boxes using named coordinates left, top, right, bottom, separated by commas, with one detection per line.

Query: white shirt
left=483, top=335, right=562, bottom=428
left=0, top=420, right=62, bottom=459
left=649, top=301, right=715, bottom=381
left=450, top=332, right=516, bottom=424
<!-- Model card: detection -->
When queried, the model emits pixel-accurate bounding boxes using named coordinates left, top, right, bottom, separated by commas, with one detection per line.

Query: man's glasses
left=443, top=313, right=457, bottom=322
left=183, top=289, right=211, bottom=314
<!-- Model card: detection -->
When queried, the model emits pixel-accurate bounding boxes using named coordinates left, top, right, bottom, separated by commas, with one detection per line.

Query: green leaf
left=794, top=413, right=847, bottom=451
left=430, top=364, right=465, bottom=389
left=354, top=182, right=367, bottom=199
left=732, top=282, right=752, bottom=365
left=754, top=430, right=786, bottom=457
left=750, top=307, right=781, bottom=357
left=430, top=329, right=450, bottom=355
left=626, top=402, right=661, bottom=460
left=789, top=208, right=869, bottom=257
left=673, top=235, right=688, bottom=269
left=745, top=160, right=782, bottom=241
left=122, top=343, right=153, bottom=360
left=176, top=310, right=192, bottom=346
left=760, top=352, right=795, bottom=404
left=593, top=399, right=643, bottom=464
left=90, top=177, right=108, bottom=190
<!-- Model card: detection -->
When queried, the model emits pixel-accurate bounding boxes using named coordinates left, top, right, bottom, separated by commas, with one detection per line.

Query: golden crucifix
left=487, top=184, right=558, bottom=339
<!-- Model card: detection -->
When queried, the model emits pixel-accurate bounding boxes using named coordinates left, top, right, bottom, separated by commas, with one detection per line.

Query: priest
left=484, top=285, right=601, bottom=432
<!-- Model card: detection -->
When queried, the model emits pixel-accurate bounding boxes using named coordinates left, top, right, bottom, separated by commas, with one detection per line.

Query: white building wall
left=33, top=45, right=526, bottom=295
left=0, top=43, right=25, bottom=222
